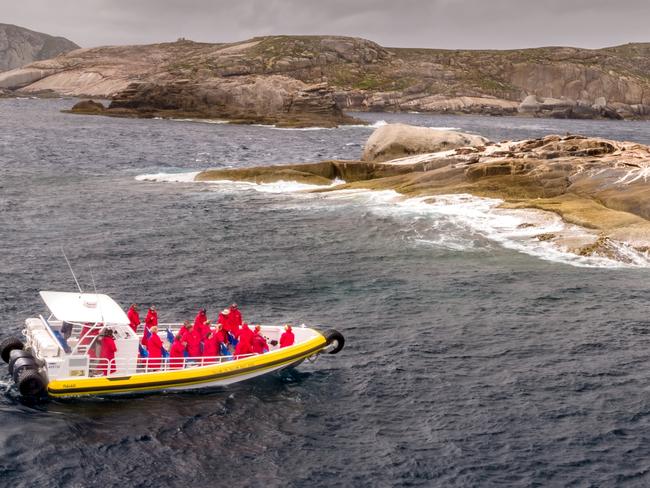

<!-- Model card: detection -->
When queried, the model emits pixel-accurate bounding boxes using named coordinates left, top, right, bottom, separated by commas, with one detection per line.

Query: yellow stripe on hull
left=47, top=334, right=327, bottom=397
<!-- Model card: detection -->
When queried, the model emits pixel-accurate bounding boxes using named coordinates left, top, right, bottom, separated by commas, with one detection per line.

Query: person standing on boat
left=99, top=328, right=117, bottom=375
left=182, top=323, right=202, bottom=360
left=251, top=325, right=269, bottom=354
left=214, top=322, right=228, bottom=345
left=202, top=331, right=220, bottom=364
left=194, top=308, right=208, bottom=329
left=179, top=320, right=192, bottom=337
left=280, top=324, right=295, bottom=348
left=169, top=334, right=186, bottom=369
left=229, top=303, right=242, bottom=328
left=238, top=322, right=253, bottom=343
left=146, top=325, right=163, bottom=370
left=145, top=305, right=158, bottom=330
left=218, top=308, right=231, bottom=332
left=127, top=304, right=140, bottom=333
left=234, top=328, right=253, bottom=357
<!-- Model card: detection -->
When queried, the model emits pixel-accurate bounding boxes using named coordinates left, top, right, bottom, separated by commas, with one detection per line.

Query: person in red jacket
left=182, top=323, right=202, bottom=360
left=229, top=303, right=243, bottom=329
left=280, top=324, right=295, bottom=348
left=238, top=323, right=253, bottom=343
left=217, top=308, right=231, bottom=333
left=214, top=322, right=228, bottom=346
left=251, top=325, right=269, bottom=355
left=146, top=325, right=163, bottom=370
left=126, top=304, right=140, bottom=333
left=169, top=334, right=186, bottom=369
left=145, top=305, right=158, bottom=330
left=234, top=331, right=252, bottom=357
left=99, top=329, right=117, bottom=375
left=202, top=331, right=220, bottom=365
left=179, top=319, right=191, bottom=338
left=194, top=308, right=207, bottom=329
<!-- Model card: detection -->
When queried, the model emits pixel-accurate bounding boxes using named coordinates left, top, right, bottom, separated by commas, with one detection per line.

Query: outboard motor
left=0, top=336, right=24, bottom=363
left=1, top=336, right=47, bottom=399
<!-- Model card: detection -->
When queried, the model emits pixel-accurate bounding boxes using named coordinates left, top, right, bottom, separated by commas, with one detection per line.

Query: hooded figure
left=234, top=330, right=252, bottom=357
left=182, top=323, right=202, bottom=358
left=145, top=305, right=158, bottom=329
left=170, top=334, right=186, bottom=369
left=217, top=308, right=231, bottom=333
left=194, top=308, right=207, bottom=329
left=229, top=303, right=243, bottom=328
left=251, top=325, right=269, bottom=355
left=146, top=326, right=163, bottom=370
left=202, top=331, right=220, bottom=364
left=100, top=329, right=117, bottom=375
left=127, top=304, right=140, bottom=333
left=179, top=320, right=192, bottom=338
left=214, top=323, right=228, bottom=345
left=280, top=324, right=295, bottom=348
left=238, top=323, right=253, bottom=343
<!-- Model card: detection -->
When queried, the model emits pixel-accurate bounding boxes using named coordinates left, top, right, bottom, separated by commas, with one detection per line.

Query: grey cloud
left=2, top=0, right=649, bottom=49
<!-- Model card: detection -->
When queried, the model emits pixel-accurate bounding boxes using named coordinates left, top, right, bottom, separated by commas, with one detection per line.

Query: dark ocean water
left=2, top=98, right=650, bottom=487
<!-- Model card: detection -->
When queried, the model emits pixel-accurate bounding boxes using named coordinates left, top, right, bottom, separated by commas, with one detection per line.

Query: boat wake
left=135, top=172, right=650, bottom=268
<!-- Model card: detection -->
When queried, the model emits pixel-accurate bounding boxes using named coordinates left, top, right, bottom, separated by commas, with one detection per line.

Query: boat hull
left=47, top=334, right=327, bottom=397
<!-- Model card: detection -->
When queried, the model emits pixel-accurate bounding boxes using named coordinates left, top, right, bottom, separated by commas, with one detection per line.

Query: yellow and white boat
left=0, top=291, right=344, bottom=399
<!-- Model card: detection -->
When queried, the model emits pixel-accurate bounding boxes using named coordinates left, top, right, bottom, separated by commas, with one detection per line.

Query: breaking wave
left=316, top=191, right=650, bottom=268
left=135, top=172, right=345, bottom=193
left=135, top=173, right=650, bottom=268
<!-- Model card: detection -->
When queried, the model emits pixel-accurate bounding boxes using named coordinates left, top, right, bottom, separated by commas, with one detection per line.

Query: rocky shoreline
left=2, top=36, right=649, bottom=125
left=195, top=123, right=650, bottom=262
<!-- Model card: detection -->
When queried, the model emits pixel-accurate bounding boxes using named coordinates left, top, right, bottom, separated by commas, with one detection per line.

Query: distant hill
left=0, top=23, right=79, bottom=72
left=0, top=35, right=648, bottom=123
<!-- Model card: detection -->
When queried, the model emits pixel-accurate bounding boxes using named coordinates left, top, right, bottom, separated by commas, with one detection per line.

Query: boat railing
left=88, top=352, right=257, bottom=377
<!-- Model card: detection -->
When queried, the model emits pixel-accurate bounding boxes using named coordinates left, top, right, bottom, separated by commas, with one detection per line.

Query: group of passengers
left=125, top=303, right=295, bottom=372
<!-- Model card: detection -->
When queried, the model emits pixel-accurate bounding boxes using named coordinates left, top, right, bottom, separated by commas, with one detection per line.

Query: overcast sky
left=4, top=0, right=649, bottom=50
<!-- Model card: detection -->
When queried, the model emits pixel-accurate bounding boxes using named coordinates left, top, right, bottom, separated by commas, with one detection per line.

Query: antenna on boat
left=61, top=246, right=83, bottom=293
left=89, top=266, right=106, bottom=325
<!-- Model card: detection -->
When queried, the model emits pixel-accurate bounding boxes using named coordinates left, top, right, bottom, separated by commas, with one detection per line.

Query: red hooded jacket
left=251, top=332, right=269, bottom=355
left=170, top=340, right=186, bottom=369
left=100, top=335, right=117, bottom=375
left=280, top=328, right=295, bottom=348
left=230, top=308, right=243, bottom=328
left=145, top=309, right=158, bottom=329
left=146, top=333, right=163, bottom=369
left=127, top=307, right=140, bottom=332
left=183, top=328, right=202, bottom=358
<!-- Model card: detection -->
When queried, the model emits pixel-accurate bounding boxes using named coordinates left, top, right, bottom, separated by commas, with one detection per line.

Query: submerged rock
left=69, top=99, right=106, bottom=113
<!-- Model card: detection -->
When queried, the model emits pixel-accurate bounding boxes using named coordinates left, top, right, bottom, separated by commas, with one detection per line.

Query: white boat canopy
left=39, top=291, right=130, bottom=325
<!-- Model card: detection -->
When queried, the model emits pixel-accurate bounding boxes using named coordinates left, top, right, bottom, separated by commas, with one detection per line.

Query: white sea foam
left=316, top=190, right=650, bottom=268
left=135, top=171, right=200, bottom=183
left=135, top=172, right=650, bottom=268
left=135, top=171, right=345, bottom=193
left=206, top=178, right=346, bottom=193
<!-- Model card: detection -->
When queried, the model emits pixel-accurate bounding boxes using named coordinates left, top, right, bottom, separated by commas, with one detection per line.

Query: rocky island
left=1, top=35, right=649, bottom=125
left=194, top=123, right=650, bottom=261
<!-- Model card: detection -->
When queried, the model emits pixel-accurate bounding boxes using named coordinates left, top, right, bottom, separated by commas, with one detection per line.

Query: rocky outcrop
left=76, top=77, right=360, bottom=127
left=69, top=99, right=106, bottom=114
left=196, top=125, right=650, bottom=259
left=1, top=35, right=649, bottom=120
left=362, top=123, right=488, bottom=162
left=0, top=23, right=79, bottom=72
left=517, top=94, right=624, bottom=119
